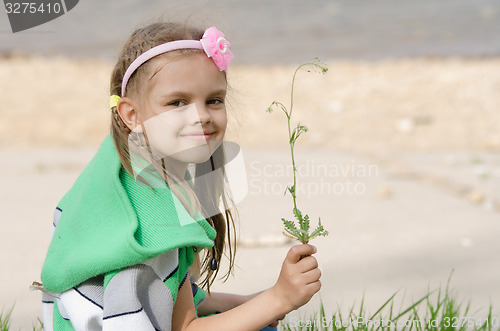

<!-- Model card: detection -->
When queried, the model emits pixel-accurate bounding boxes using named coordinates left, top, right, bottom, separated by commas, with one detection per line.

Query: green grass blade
left=0, top=306, right=14, bottom=331
left=391, top=290, right=435, bottom=322
left=369, top=290, right=400, bottom=321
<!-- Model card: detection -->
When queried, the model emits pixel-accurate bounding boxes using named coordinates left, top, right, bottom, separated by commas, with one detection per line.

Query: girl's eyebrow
left=157, top=88, right=227, bottom=100
left=209, top=88, right=227, bottom=97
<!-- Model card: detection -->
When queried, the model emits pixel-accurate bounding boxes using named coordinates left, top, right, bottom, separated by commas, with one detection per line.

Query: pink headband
left=120, top=26, right=232, bottom=97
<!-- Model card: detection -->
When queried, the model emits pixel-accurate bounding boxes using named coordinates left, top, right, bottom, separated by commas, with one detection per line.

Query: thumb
left=285, top=244, right=317, bottom=263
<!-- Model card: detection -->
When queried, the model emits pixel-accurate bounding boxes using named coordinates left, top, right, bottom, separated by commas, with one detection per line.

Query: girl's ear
left=116, top=97, right=140, bottom=130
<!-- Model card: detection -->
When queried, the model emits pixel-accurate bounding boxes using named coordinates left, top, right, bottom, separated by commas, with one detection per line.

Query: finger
left=285, top=244, right=317, bottom=263
left=301, top=267, right=322, bottom=285
left=296, top=255, right=319, bottom=272
left=269, top=321, right=279, bottom=327
left=305, top=279, right=322, bottom=295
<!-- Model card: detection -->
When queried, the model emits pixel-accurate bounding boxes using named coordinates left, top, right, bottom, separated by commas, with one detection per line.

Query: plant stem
left=267, top=59, right=329, bottom=244
left=286, top=110, right=298, bottom=213
left=287, top=64, right=307, bottom=214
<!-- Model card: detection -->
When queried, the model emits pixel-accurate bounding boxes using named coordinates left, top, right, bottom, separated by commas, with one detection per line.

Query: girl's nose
left=193, top=103, right=211, bottom=125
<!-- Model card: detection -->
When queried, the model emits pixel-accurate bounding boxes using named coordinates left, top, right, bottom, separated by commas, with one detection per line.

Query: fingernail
left=311, top=245, right=317, bottom=253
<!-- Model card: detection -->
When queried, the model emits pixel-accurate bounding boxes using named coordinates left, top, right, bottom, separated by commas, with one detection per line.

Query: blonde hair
left=109, top=22, right=237, bottom=292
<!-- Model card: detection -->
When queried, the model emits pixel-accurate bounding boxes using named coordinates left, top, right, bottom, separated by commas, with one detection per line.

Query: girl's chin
left=162, top=142, right=222, bottom=165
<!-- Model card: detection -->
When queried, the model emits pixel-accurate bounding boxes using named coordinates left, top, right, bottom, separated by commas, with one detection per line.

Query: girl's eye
left=168, top=100, right=187, bottom=107
left=207, top=98, right=224, bottom=105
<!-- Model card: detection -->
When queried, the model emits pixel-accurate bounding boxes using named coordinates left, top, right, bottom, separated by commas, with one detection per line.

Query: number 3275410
left=5, top=2, right=62, bottom=14
left=443, top=316, right=499, bottom=328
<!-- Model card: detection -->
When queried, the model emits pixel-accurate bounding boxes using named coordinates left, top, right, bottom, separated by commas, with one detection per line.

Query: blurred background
left=1, top=0, right=499, bottom=329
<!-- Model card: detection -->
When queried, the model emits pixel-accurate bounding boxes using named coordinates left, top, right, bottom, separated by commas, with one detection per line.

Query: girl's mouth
left=182, top=132, right=214, bottom=141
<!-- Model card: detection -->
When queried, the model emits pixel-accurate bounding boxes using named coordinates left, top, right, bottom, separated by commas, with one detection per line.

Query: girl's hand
left=271, top=244, right=322, bottom=313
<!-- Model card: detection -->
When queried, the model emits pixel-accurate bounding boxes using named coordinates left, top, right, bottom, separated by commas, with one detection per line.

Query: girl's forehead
left=148, top=52, right=196, bottom=76
left=148, top=52, right=212, bottom=77
left=146, top=53, right=227, bottom=92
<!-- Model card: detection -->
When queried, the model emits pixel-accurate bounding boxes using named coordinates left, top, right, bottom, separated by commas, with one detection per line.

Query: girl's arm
left=198, top=291, right=286, bottom=327
left=173, top=244, right=321, bottom=331
left=197, top=292, right=258, bottom=316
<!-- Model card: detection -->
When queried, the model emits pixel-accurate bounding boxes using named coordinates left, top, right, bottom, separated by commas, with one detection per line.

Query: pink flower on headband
left=201, top=27, right=233, bottom=71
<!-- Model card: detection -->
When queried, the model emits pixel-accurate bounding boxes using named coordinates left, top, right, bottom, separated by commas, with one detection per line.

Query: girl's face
left=132, top=52, right=228, bottom=169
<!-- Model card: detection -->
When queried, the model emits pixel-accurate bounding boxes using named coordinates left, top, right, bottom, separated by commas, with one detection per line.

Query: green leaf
left=282, top=218, right=298, bottom=232
left=284, top=227, right=299, bottom=238
left=309, top=217, right=329, bottom=240
left=290, top=124, right=309, bottom=145
left=299, top=213, right=310, bottom=233
left=282, top=231, right=298, bottom=241
left=293, top=207, right=302, bottom=220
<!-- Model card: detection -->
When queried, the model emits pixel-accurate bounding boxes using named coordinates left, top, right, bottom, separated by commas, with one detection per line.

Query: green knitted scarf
left=41, top=135, right=216, bottom=293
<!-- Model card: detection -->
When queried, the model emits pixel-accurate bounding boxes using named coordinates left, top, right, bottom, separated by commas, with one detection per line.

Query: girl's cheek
left=218, top=120, right=228, bottom=137
left=217, top=109, right=228, bottom=127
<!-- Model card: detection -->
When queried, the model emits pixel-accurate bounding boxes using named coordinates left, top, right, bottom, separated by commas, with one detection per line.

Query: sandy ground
left=1, top=55, right=500, bottom=152
left=1, top=56, right=499, bottom=329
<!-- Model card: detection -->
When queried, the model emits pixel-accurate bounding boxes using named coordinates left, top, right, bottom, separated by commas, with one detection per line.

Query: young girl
left=40, top=22, right=322, bottom=331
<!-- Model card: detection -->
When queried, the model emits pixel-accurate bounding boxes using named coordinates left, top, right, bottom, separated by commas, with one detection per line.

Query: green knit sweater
left=41, top=134, right=216, bottom=294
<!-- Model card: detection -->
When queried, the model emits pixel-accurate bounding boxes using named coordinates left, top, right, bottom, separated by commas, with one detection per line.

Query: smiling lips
left=182, top=131, right=215, bottom=141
